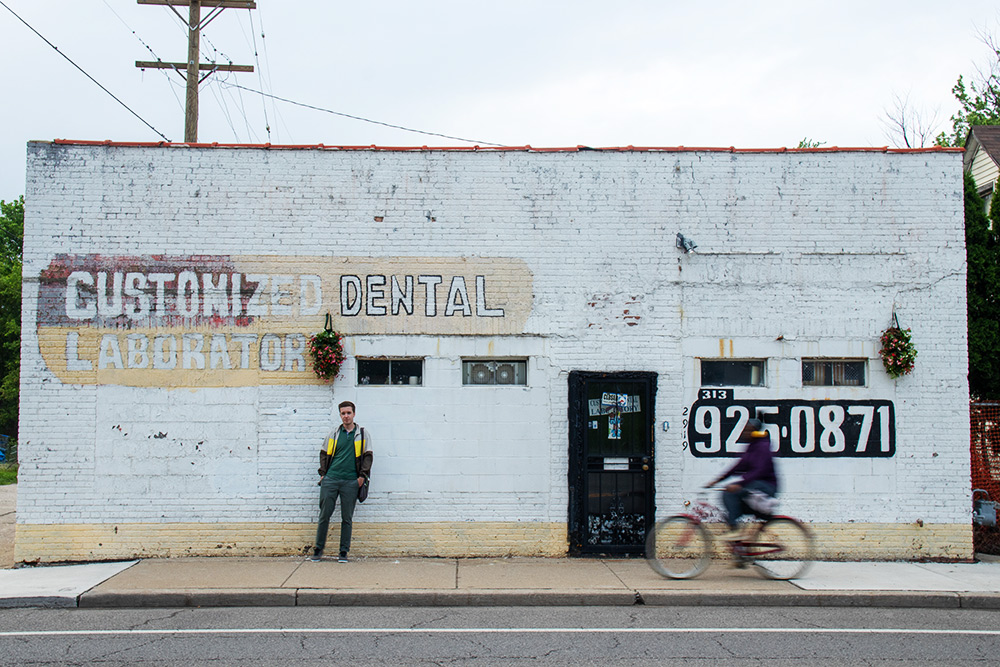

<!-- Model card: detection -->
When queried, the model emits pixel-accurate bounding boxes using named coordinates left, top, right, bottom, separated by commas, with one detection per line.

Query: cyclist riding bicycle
left=705, top=417, right=779, bottom=541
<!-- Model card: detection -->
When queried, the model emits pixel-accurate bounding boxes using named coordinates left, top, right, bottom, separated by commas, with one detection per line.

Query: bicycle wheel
left=645, top=515, right=712, bottom=579
left=746, top=517, right=815, bottom=580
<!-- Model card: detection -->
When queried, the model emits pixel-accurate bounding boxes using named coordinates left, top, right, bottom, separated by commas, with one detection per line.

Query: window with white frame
left=802, top=359, right=866, bottom=387
left=462, top=359, right=527, bottom=386
left=700, top=359, right=765, bottom=386
left=357, top=358, right=423, bottom=385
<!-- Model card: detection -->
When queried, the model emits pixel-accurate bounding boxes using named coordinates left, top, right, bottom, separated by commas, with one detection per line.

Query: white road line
left=0, top=628, right=998, bottom=638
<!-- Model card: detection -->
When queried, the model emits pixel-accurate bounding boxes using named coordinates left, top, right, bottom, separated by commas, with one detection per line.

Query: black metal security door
left=568, top=371, right=656, bottom=555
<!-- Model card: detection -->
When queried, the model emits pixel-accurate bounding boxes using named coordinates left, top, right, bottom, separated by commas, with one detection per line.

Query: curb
left=640, top=590, right=993, bottom=609
left=0, top=596, right=77, bottom=609
left=296, top=589, right=640, bottom=607
left=54, top=589, right=1000, bottom=609
left=79, top=589, right=297, bottom=609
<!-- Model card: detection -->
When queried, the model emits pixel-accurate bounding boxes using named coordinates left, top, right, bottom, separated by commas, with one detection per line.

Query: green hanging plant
left=879, top=316, right=917, bottom=380
left=308, top=314, right=347, bottom=383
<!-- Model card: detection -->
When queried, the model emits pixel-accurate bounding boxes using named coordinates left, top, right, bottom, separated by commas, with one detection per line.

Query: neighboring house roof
left=964, top=126, right=1000, bottom=193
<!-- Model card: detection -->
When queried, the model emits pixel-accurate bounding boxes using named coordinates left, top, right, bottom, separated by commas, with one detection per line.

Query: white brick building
left=17, top=141, right=970, bottom=561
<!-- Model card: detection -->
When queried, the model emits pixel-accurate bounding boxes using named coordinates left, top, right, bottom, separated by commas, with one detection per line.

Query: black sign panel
left=684, top=394, right=895, bottom=458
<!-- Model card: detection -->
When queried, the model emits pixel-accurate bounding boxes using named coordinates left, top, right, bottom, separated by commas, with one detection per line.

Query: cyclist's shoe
left=721, top=527, right=744, bottom=542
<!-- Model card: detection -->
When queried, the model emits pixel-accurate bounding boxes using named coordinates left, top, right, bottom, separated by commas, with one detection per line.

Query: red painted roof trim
left=49, top=139, right=964, bottom=154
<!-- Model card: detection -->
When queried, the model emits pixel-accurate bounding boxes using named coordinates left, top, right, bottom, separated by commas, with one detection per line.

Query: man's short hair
left=338, top=400, right=356, bottom=412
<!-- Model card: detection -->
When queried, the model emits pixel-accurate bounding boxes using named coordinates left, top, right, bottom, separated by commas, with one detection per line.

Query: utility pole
left=136, top=0, right=256, bottom=143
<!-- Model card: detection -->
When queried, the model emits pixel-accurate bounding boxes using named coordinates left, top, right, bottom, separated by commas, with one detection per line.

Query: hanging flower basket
left=879, top=324, right=917, bottom=380
left=308, top=315, right=346, bottom=383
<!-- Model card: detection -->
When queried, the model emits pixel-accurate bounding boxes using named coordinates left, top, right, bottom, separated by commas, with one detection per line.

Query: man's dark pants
left=315, top=476, right=359, bottom=554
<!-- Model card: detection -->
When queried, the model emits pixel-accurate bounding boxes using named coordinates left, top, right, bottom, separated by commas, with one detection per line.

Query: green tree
left=936, top=32, right=1000, bottom=146
left=932, top=30, right=1000, bottom=399
left=964, top=174, right=1000, bottom=399
left=0, top=196, right=22, bottom=437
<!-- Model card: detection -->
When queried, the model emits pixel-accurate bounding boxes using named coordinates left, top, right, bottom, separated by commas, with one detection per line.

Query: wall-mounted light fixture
left=676, top=233, right=697, bottom=253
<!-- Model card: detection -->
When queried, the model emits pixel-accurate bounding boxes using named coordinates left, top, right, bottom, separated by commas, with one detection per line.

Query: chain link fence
left=971, top=402, right=1000, bottom=555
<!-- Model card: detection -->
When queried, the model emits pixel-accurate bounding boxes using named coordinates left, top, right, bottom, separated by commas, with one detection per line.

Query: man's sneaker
left=338, top=551, right=349, bottom=563
left=309, top=549, right=323, bottom=562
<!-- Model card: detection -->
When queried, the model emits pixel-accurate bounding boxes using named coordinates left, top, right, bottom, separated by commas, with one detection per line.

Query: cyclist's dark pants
left=723, top=480, right=777, bottom=529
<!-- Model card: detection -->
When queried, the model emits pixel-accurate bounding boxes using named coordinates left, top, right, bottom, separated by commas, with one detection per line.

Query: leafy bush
left=0, top=463, right=16, bottom=486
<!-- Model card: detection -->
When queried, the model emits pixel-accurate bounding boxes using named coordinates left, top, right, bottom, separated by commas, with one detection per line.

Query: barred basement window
left=357, top=358, right=423, bottom=385
left=802, top=359, right=866, bottom=387
left=462, top=360, right=527, bottom=386
left=700, top=359, right=765, bottom=386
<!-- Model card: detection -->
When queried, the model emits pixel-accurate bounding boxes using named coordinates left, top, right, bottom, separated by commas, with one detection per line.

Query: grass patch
left=0, top=463, right=16, bottom=485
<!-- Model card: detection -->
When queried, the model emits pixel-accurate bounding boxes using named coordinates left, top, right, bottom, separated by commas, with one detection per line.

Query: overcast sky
left=1, top=0, right=998, bottom=198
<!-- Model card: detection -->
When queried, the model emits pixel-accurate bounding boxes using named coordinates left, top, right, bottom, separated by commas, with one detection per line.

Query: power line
left=253, top=5, right=288, bottom=142
left=102, top=0, right=159, bottom=63
left=216, top=81, right=507, bottom=147
left=206, top=71, right=242, bottom=141
left=0, top=0, right=170, bottom=142
left=3, top=1, right=501, bottom=148
left=228, top=8, right=273, bottom=143
left=188, top=26, right=255, bottom=142
left=100, top=0, right=184, bottom=113
left=227, top=72, right=259, bottom=142
left=246, top=11, right=270, bottom=142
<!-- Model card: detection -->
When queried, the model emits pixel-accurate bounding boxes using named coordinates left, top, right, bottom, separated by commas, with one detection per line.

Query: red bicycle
left=645, top=490, right=815, bottom=580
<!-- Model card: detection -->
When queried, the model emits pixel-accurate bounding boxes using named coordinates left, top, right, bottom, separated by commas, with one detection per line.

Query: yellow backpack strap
left=327, top=430, right=336, bottom=456
left=355, top=427, right=364, bottom=458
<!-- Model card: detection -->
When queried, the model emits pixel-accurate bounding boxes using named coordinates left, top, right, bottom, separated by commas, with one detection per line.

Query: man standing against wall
left=312, top=401, right=373, bottom=562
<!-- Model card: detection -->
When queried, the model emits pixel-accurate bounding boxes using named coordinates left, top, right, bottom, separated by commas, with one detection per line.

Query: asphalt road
left=1, top=605, right=998, bottom=665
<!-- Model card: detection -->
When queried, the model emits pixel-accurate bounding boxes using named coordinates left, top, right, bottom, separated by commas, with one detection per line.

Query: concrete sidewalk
left=3, top=485, right=999, bottom=610
left=2, top=556, right=998, bottom=609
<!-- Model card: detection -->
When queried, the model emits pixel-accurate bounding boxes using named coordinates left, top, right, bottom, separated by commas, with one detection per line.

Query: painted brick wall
left=18, top=143, right=969, bottom=559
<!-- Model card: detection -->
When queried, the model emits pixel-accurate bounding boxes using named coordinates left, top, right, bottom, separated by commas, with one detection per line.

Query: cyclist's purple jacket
left=720, top=436, right=778, bottom=491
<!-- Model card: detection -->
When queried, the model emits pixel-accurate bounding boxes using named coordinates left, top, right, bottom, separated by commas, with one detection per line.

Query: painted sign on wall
left=684, top=389, right=896, bottom=457
left=38, top=254, right=533, bottom=387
